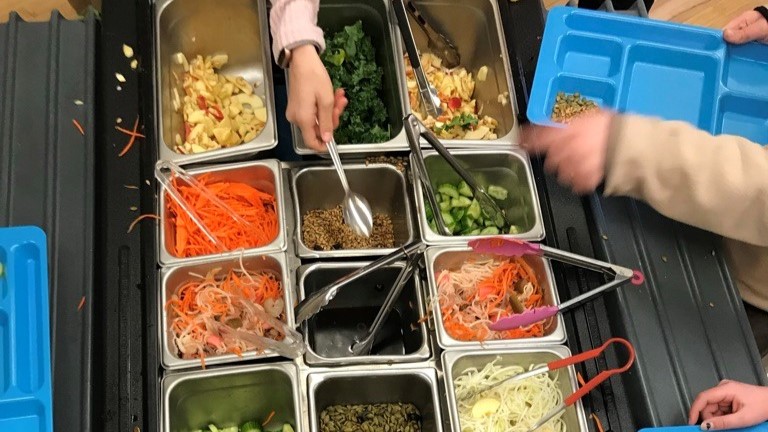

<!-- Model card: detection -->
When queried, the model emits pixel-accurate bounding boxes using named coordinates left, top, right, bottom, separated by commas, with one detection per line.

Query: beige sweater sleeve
left=604, top=115, right=768, bottom=247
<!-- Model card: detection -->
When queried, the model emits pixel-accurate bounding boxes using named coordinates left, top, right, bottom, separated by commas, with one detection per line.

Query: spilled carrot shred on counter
left=166, top=174, right=278, bottom=258
left=591, top=413, right=605, bottom=432
left=127, top=213, right=160, bottom=233
left=72, top=119, right=85, bottom=135
left=77, top=296, right=86, bottom=311
left=117, top=116, right=142, bottom=157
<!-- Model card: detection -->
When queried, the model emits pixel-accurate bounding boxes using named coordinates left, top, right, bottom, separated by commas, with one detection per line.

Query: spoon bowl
left=325, top=135, right=374, bottom=238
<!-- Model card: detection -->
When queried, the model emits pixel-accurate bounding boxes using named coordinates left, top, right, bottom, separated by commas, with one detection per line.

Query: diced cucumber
left=457, top=181, right=473, bottom=197
left=494, top=212, right=505, bottom=228
left=469, top=228, right=482, bottom=236
left=451, top=197, right=472, bottom=208
left=441, top=193, right=453, bottom=203
left=208, top=425, right=220, bottom=432
left=439, top=201, right=451, bottom=212
left=438, top=184, right=460, bottom=199
left=484, top=219, right=495, bottom=227
left=440, top=212, right=455, bottom=226
left=487, top=185, right=509, bottom=201
left=240, top=421, right=262, bottom=432
left=451, top=207, right=466, bottom=221
left=508, top=225, right=520, bottom=234
left=429, top=220, right=438, bottom=233
left=480, top=226, right=500, bottom=235
left=466, top=199, right=481, bottom=220
left=283, top=424, right=295, bottom=432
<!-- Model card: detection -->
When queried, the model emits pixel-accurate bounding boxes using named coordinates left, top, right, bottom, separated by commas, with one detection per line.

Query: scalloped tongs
left=405, top=114, right=514, bottom=236
left=469, top=237, right=645, bottom=331
left=155, top=160, right=253, bottom=252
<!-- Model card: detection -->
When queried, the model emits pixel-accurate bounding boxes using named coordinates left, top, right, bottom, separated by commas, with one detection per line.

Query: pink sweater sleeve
left=270, top=0, right=325, bottom=62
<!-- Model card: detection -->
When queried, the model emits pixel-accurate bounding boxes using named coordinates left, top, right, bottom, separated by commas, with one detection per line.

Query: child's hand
left=521, top=110, right=614, bottom=195
left=723, top=7, right=768, bottom=44
left=688, top=380, right=768, bottom=430
left=287, top=45, right=348, bottom=151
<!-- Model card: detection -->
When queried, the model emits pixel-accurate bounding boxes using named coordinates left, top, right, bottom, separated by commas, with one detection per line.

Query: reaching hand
left=688, top=380, right=768, bottom=430
left=723, top=7, right=768, bottom=44
left=286, top=44, right=348, bottom=151
left=521, top=110, right=614, bottom=195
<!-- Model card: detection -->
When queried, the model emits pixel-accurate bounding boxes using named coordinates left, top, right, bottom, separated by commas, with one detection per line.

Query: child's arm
left=269, top=0, right=325, bottom=61
left=522, top=111, right=768, bottom=247
left=604, top=114, right=768, bottom=247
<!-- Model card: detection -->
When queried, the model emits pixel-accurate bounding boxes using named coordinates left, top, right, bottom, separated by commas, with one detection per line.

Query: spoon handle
left=326, top=137, right=351, bottom=193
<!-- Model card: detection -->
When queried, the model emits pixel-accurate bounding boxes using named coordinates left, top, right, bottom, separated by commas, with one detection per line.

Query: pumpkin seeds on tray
left=551, top=91, right=598, bottom=123
left=320, top=403, right=422, bottom=432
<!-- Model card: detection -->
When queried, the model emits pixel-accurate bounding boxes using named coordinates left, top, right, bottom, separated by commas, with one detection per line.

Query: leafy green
left=446, top=112, right=479, bottom=131
left=322, top=21, right=390, bottom=144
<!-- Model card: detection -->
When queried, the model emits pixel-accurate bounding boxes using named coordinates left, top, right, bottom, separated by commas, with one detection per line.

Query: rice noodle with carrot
left=436, top=257, right=547, bottom=341
left=166, top=267, right=286, bottom=362
left=166, top=174, right=279, bottom=258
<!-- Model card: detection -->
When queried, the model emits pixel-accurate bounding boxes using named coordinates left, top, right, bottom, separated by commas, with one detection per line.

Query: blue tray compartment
left=528, top=6, right=768, bottom=145
left=0, top=226, right=53, bottom=432
left=639, top=424, right=768, bottom=432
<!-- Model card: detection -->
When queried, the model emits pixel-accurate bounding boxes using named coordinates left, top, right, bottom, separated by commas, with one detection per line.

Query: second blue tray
left=0, top=226, right=53, bottom=432
left=528, top=6, right=768, bottom=146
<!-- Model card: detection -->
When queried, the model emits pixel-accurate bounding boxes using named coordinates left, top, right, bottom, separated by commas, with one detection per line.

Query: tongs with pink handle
left=468, top=237, right=645, bottom=331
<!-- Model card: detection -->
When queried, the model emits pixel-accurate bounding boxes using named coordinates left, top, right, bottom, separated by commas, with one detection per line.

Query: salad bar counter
left=0, top=0, right=765, bottom=431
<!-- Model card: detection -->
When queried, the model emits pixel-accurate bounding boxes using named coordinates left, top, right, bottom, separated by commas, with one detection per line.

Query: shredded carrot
left=262, top=410, right=276, bottom=427
left=436, top=257, right=548, bottom=341
left=77, top=296, right=86, bottom=311
left=165, top=174, right=279, bottom=258
left=127, top=213, right=160, bottom=233
left=577, top=372, right=586, bottom=387
left=167, top=268, right=286, bottom=361
left=115, top=125, right=145, bottom=138
left=118, top=116, right=142, bottom=157
left=200, top=353, right=206, bottom=370
left=72, top=119, right=85, bottom=135
left=591, top=413, right=605, bottom=432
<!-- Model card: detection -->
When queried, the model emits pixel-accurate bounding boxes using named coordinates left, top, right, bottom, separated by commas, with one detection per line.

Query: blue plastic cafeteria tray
left=528, top=6, right=768, bottom=145
left=639, top=424, right=768, bottom=432
left=0, top=226, right=53, bottom=432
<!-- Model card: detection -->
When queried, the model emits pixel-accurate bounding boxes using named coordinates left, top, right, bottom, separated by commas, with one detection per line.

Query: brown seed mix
left=302, top=206, right=395, bottom=251
left=551, top=91, right=598, bottom=123
left=320, top=403, right=421, bottom=432
left=365, top=156, right=408, bottom=173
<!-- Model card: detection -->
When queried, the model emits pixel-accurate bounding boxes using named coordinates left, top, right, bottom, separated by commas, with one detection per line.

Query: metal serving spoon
left=325, top=131, right=373, bottom=238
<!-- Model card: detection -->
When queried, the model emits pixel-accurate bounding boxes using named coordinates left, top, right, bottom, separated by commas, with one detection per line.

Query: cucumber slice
left=439, top=201, right=451, bottom=212
left=440, top=212, right=455, bottom=226
left=466, top=199, right=481, bottom=220
left=451, top=208, right=466, bottom=221
left=451, top=197, right=472, bottom=208
left=480, top=226, right=500, bottom=235
left=457, top=181, right=473, bottom=197
left=425, top=203, right=434, bottom=221
left=282, top=424, right=295, bottom=432
left=240, top=421, right=262, bottom=432
left=508, top=225, right=520, bottom=234
left=487, top=185, right=509, bottom=201
left=438, top=184, right=460, bottom=199
left=469, top=228, right=482, bottom=236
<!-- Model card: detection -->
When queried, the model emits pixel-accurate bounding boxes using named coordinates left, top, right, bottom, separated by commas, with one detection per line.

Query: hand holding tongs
left=392, top=0, right=443, bottom=118
left=469, top=237, right=645, bottom=331
left=350, top=252, right=421, bottom=356
left=460, top=338, right=636, bottom=432
left=405, top=114, right=512, bottom=236
left=294, top=241, right=426, bottom=325
left=155, top=160, right=251, bottom=252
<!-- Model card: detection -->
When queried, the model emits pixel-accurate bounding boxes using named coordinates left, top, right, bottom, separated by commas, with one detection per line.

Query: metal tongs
left=459, top=338, right=636, bottom=432
left=392, top=0, right=444, bottom=118
left=405, top=114, right=513, bottom=235
left=155, top=160, right=252, bottom=252
left=469, top=237, right=645, bottom=331
left=350, top=252, right=421, bottom=356
left=401, top=0, right=460, bottom=68
left=294, top=241, right=426, bottom=325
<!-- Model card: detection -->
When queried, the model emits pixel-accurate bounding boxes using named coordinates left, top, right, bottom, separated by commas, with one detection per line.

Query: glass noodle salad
left=436, top=257, right=548, bottom=341
left=454, top=358, right=566, bottom=432
left=405, top=52, right=499, bottom=140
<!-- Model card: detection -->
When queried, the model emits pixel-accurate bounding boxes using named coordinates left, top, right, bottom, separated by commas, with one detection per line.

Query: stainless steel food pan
left=291, top=163, right=414, bottom=259
left=307, top=367, right=443, bottom=432
left=157, top=159, right=287, bottom=266
left=159, top=253, right=295, bottom=370
left=155, top=0, right=277, bottom=165
left=297, top=261, right=430, bottom=366
left=162, top=363, right=302, bottom=431
left=425, top=246, right=566, bottom=349
left=442, top=347, right=589, bottom=432
left=411, top=149, right=545, bottom=244
left=291, top=0, right=410, bottom=155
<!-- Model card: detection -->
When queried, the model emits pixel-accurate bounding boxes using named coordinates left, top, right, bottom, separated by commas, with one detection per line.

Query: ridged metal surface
left=0, top=12, right=95, bottom=432
left=589, top=195, right=767, bottom=426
